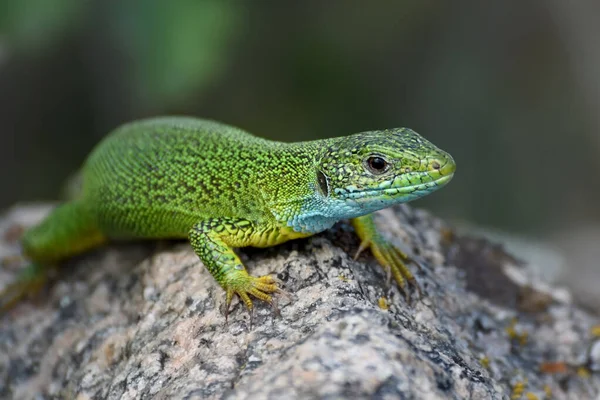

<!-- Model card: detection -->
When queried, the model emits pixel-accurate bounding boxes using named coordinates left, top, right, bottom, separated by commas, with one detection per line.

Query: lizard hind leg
left=1, top=201, right=106, bottom=312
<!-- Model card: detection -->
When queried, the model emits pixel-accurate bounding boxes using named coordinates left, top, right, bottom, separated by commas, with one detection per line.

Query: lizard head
left=316, top=128, right=455, bottom=214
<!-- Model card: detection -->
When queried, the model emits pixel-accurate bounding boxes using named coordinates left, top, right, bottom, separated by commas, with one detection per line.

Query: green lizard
left=0, top=117, right=455, bottom=314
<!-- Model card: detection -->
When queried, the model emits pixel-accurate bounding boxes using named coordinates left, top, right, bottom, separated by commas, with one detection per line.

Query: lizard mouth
left=337, top=171, right=454, bottom=203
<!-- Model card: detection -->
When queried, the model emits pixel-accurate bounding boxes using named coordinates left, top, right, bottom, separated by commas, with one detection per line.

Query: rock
left=0, top=204, right=598, bottom=399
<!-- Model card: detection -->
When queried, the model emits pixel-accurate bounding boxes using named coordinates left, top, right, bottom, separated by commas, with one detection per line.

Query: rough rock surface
left=0, top=204, right=598, bottom=399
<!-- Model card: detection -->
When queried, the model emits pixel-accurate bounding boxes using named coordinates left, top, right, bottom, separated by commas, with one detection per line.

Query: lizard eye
left=365, top=156, right=389, bottom=174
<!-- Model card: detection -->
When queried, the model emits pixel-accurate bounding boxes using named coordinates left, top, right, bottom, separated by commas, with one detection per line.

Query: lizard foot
left=0, top=263, right=50, bottom=313
left=354, top=234, right=420, bottom=304
left=224, top=273, right=280, bottom=322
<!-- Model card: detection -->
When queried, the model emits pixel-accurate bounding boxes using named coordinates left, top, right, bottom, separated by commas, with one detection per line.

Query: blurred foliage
left=1, top=1, right=600, bottom=237
left=0, top=0, right=239, bottom=105
left=114, top=1, right=240, bottom=106
left=0, top=0, right=84, bottom=51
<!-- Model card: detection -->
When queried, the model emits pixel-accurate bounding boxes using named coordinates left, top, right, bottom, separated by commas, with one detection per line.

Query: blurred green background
left=1, top=1, right=600, bottom=298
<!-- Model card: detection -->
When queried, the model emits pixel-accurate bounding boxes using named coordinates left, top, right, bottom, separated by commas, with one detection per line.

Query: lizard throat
left=283, top=172, right=453, bottom=235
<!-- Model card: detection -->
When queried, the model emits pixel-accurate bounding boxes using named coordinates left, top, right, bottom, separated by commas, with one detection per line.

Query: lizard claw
left=223, top=274, right=280, bottom=324
left=353, top=240, right=370, bottom=260
left=358, top=236, right=421, bottom=304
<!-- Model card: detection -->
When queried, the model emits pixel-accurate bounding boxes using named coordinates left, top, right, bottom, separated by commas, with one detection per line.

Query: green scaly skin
left=0, top=117, right=456, bottom=313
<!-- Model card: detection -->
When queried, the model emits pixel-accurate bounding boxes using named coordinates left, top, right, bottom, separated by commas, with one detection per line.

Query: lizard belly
left=224, top=224, right=313, bottom=248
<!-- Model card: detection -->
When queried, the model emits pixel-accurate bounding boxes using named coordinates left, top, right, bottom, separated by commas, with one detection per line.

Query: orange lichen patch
left=378, top=296, right=389, bottom=310
left=524, top=392, right=539, bottom=400
left=591, top=325, right=600, bottom=338
left=539, top=361, right=568, bottom=374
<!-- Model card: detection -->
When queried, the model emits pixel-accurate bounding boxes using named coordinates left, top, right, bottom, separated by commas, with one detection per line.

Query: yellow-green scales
left=2, top=117, right=456, bottom=313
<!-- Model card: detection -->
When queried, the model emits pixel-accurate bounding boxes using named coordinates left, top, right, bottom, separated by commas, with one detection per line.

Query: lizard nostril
left=431, top=161, right=441, bottom=170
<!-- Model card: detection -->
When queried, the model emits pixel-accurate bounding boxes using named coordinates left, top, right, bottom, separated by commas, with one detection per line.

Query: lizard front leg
left=351, top=214, right=420, bottom=302
left=188, top=218, right=279, bottom=315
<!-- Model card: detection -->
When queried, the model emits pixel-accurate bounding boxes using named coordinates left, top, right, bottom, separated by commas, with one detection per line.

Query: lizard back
left=81, top=117, right=310, bottom=238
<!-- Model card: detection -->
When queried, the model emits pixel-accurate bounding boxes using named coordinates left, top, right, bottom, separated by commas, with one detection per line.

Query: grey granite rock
left=0, top=204, right=598, bottom=399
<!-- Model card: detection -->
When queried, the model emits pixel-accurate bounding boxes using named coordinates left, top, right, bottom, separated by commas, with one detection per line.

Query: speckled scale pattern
left=15, top=116, right=455, bottom=310
left=81, top=117, right=315, bottom=238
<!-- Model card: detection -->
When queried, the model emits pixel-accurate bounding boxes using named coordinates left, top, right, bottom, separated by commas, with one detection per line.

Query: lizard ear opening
left=317, top=170, right=330, bottom=197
